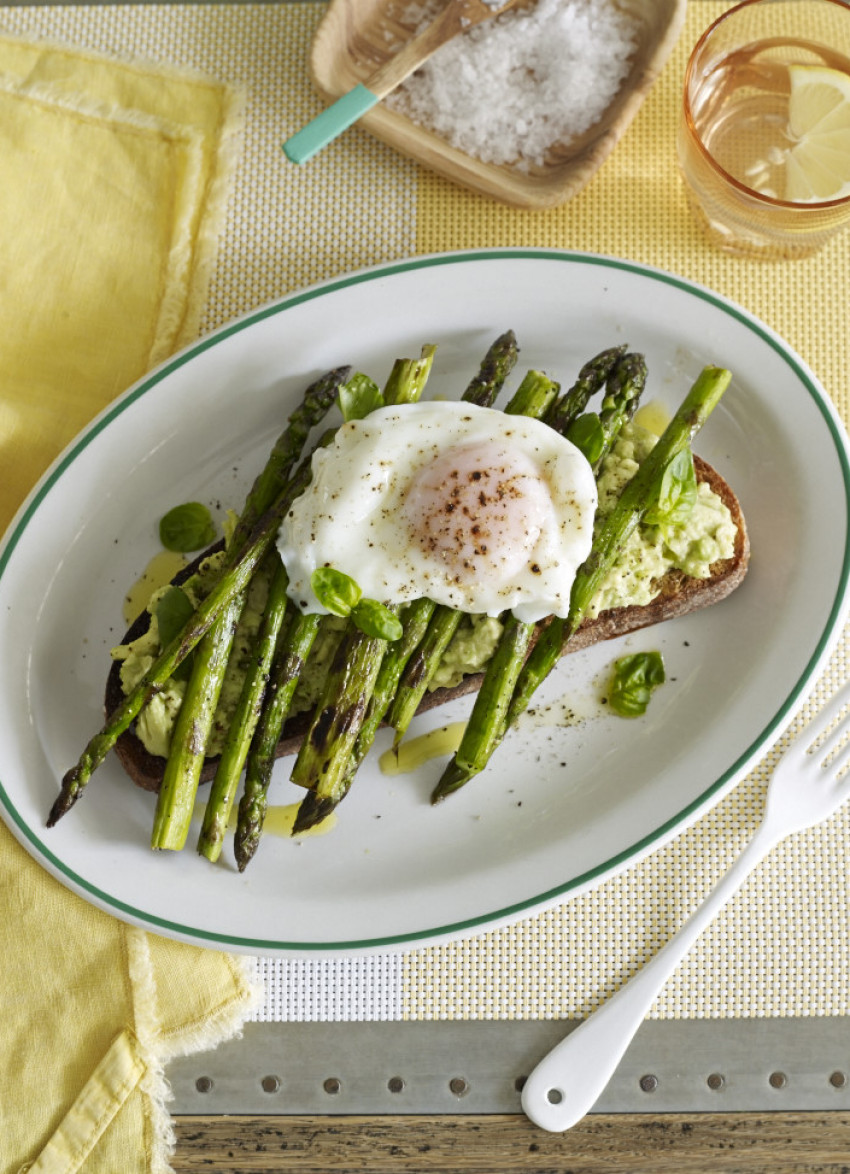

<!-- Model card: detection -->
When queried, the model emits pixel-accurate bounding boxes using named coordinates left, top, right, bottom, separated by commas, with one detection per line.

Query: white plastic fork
left=522, top=678, right=850, bottom=1133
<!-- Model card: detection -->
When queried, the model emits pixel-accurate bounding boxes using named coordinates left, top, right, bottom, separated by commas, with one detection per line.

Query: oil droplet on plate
left=379, top=721, right=467, bottom=776
left=123, top=550, right=187, bottom=625
left=192, top=799, right=337, bottom=840
left=634, top=400, right=671, bottom=438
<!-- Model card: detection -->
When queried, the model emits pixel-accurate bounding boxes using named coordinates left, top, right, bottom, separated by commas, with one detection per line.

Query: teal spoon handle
left=283, top=84, right=379, bottom=164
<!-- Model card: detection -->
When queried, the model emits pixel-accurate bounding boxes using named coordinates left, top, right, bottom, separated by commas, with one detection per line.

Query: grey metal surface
left=167, top=1017, right=850, bottom=1116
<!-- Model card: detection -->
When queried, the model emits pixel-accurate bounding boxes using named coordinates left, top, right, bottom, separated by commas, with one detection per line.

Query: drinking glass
left=678, top=0, right=850, bottom=258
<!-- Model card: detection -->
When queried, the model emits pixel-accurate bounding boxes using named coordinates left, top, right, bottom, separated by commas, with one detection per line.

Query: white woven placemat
left=5, top=1, right=849, bottom=1024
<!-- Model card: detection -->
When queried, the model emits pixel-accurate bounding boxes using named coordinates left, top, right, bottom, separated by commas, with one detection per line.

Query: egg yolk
left=401, top=440, right=551, bottom=585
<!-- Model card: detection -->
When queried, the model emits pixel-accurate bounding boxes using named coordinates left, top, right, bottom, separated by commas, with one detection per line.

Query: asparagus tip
left=430, top=760, right=477, bottom=805
left=46, top=769, right=81, bottom=827
left=292, top=792, right=336, bottom=835
left=234, top=825, right=258, bottom=872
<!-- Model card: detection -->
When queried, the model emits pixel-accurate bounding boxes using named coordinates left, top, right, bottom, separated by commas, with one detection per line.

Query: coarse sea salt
left=386, top=0, right=640, bottom=170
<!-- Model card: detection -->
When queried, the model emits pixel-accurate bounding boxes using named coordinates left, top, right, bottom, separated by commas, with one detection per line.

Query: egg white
left=276, top=400, right=597, bottom=624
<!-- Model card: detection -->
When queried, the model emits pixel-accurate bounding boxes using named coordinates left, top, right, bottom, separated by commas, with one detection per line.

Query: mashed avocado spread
left=113, top=422, right=736, bottom=755
left=113, top=548, right=269, bottom=757
left=587, top=423, right=737, bottom=619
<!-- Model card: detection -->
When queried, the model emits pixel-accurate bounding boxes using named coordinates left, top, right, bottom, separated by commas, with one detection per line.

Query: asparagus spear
left=598, top=351, right=647, bottom=462
left=47, top=485, right=299, bottom=828
left=567, top=351, right=648, bottom=473
left=151, top=591, right=247, bottom=850
left=227, top=366, right=351, bottom=558
left=431, top=365, right=732, bottom=803
left=462, top=329, right=519, bottom=407
left=429, top=353, right=644, bottom=800
left=515, top=366, right=731, bottom=713
left=544, top=344, right=627, bottom=435
left=435, top=614, right=533, bottom=794
left=341, top=598, right=437, bottom=778
left=503, top=367, right=560, bottom=418
left=150, top=369, right=351, bottom=850
left=384, top=347, right=439, bottom=406
left=196, top=550, right=290, bottom=862
left=384, top=607, right=462, bottom=744
left=388, top=348, right=621, bottom=742
left=233, top=346, right=438, bottom=862
left=233, top=611, right=323, bottom=869
left=289, top=619, right=395, bottom=834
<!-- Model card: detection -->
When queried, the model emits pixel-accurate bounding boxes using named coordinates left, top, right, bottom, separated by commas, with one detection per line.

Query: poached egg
left=277, top=400, right=597, bottom=625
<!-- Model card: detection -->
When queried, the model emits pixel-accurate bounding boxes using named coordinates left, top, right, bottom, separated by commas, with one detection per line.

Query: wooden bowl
left=308, top=0, right=687, bottom=209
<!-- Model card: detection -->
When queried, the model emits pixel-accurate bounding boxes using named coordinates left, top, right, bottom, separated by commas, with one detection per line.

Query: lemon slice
left=785, top=64, right=850, bottom=202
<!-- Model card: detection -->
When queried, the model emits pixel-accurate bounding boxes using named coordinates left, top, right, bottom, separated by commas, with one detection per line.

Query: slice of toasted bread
left=105, top=454, right=749, bottom=793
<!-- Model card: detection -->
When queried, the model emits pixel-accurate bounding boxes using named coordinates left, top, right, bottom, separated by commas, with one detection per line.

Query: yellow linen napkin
left=0, top=36, right=259, bottom=1174
left=0, top=31, right=242, bottom=534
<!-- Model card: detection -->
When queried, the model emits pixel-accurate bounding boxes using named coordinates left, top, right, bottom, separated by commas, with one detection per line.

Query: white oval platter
left=0, top=249, right=848, bottom=955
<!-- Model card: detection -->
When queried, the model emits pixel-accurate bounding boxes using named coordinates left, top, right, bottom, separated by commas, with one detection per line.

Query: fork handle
left=521, top=825, right=779, bottom=1132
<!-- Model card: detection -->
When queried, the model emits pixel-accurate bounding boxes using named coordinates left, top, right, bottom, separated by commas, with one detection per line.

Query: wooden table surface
left=172, top=1111, right=850, bottom=1171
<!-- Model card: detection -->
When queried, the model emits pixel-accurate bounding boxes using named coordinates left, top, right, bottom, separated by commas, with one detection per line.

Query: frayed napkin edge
left=127, top=929, right=263, bottom=1174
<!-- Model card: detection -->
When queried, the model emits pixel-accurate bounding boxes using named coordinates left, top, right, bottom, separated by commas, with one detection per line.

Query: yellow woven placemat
left=407, top=0, right=850, bottom=1021
left=2, top=1, right=848, bottom=1022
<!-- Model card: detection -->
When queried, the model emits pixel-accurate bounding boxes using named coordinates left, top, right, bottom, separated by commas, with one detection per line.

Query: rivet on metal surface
left=449, top=1076, right=469, bottom=1097
left=706, top=1073, right=725, bottom=1090
left=323, top=1077, right=342, bottom=1095
left=769, top=1071, right=788, bottom=1089
left=830, top=1070, right=848, bottom=1088
left=261, top=1075, right=281, bottom=1093
left=387, top=1076, right=406, bottom=1093
left=639, top=1074, right=659, bottom=1093
left=195, top=1076, right=214, bottom=1094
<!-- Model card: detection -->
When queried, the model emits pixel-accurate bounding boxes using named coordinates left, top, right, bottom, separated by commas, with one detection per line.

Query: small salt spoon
left=283, top=0, right=521, bottom=163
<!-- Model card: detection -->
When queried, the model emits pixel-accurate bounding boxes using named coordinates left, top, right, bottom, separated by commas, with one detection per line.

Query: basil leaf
left=159, top=502, right=216, bottom=552
left=566, top=412, right=605, bottom=466
left=608, top=651, right=666, bottom=718
left=311, top=567, right=362, bottom=616
left=155, top=586, right=195, bottom=681
left=338, top=373, right=384, bottom=422
left=643, top=448, right=697, bottom=528
left=352, top=599, right=403, bottom=642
